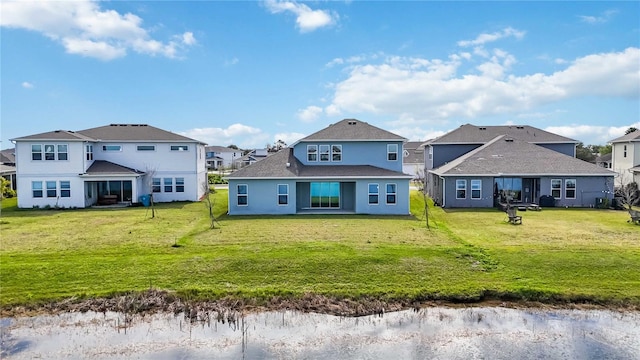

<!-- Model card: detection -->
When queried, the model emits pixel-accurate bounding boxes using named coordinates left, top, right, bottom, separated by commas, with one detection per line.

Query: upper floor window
left=332, top=145, right=342, bottom=162
left=137, top=145, right=156, bottom=151
left=551, top=179, right=562, bottom=199
left=565, top=179, right=576, bottom=199
left=44, top=145, right=55, bottom=160
left=171, top=145, right=189, bottom=151
left=32, top=145, right=42, bottom=161
left=307, top=145, right=318, bottom=162
left=368, top=183, right=379, bottom=205
left=103, top=145, right=122, bottom=151
left=456, top=179, right=467, bottom=199
left=471, top=179, right=482, bottom=199
left=319, top=145, right=330, bottom=162
left=386, top=183, right=397, bottom=204
left=86, top=145, right=93, bottom=160
left=624, top=145, right=627, bottom=158
left=428, top=146, right=433, bottom=160
left=57, top=145, right=68, bottom=160
left=387, top=144, right=398, bottom=161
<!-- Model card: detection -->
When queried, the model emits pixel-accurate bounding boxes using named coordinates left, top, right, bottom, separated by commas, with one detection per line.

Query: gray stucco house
left=226, top=119, right=412, bottom=215
left=424, top=124, right=615, bottom=208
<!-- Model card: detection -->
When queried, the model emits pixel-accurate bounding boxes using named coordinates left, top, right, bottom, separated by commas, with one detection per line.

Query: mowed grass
left=1, top=191, right=639, bottom=309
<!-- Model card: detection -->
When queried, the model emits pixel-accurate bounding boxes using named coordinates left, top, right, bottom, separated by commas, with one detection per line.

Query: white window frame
left=551, top=179, right=562, bottom=199
left=60, top=181, right=71, bottom=198
left=319, top=145, right=330, bottom=162
left=86, top=145, right=93, bottom=161
left=471, top=179, right=482, bottom=199
left=152, top=178, right=161, bottom=193
left=175, top=177, right=185, bottom=193
left=428, top=146, right=433, bottom=160
left=44, top=144, right=55, bottom=160
left=237, top=184, right=248, bottom=206
left=387, top=144, right=398, bottom=161
left=386, top=183, right=397, bottom=205
left=332, top=145, right=342, bottom=162
left=102, top=145, right=122, bottom=152
left=31, top=145, right=42, bottom=161
left=46, top=181, right=57, bottom=198
left=32, top=181, right=43, bottom=198
left=57, top=144, right=68, bottom=160
left=456, top=179, right=467, bottom=199
left=164, top=178, right=173, bottom=193
left=624, top=145, right=627, bottom=158
left=171, top=145, right=189, bottom=151
left=137, top=145, right=156, bottom=151
left=368, top=183, right=379, bottom=205
left=565, top=179, right=576, bottom=199
left=277, top=184, right=288, bottom=206
left=307, top=145, right=317, bottom=162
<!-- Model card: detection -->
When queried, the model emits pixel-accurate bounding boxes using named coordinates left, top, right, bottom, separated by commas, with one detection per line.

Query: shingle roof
left=609, top=130, right=640, bottom=143
left=403, top=141, right=424, bottom=164
left=299, top=119, right=406, bottom=142
left=0, top=164, right=16, bottom=175
left=428, top=124, right=578, bottom=144
left=596, top=153, right=612, bottom=163
left=227, top=148, right=410, bottom=179
left=0, top=148, right=16, bottom=164
left=432, top=136, right=615, bottom=177
left=85, top=160, right=145, bottom=175
left=206, top=145, right=240, bottom=153
left=12, top=124, right=205, bottom=144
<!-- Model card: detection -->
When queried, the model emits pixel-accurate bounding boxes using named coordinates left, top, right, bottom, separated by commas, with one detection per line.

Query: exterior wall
left=293, top=141, right=404, bottom=172
left=403, top=163, right=423, bottom=178
left=441, top=176, right=494, bottom=208
left=538, top=176, right=614, bottom=207
left=354, top=179, right=410, bottom=215
left=537, top=143, right=575, bottom=157
left=227, top=179, right=298, bottom=215
left=611, top=142, right=636, bottom=182
left=430, top=144, right=479, bottom=169
left=17, top=175, right=87, bottom=208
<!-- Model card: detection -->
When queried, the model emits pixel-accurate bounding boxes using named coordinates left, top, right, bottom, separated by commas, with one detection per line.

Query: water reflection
left=2, top=307, right=639, bottom=359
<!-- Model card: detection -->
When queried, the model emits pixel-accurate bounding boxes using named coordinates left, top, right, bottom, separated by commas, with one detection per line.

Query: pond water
left=2, top=307, right=639, bottom=359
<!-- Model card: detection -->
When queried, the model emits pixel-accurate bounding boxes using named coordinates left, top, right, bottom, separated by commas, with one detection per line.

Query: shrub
left=208, top=173, right=228, bottom=185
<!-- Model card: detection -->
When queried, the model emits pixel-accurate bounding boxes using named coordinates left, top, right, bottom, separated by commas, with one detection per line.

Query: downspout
left=440, top=175, right=446, bottom=208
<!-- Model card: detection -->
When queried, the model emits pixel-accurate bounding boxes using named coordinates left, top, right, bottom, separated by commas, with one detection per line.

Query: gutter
left=440, top=175, right=446, bottom=208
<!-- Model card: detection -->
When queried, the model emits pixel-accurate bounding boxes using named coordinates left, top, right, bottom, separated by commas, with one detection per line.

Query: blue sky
left=2, top=1, right=639, bottom=149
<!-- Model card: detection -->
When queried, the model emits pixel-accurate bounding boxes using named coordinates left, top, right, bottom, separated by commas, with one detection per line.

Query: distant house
left=11, top=124, right=207, bottom=208
left=226, top=119, right=412, bottom=215
left=205, top=146, right=243, bottom=170
left=425, top=124, right=615, bottom=208
left=234, top=148, right=269, bottom=169
left=609, top=131, right=640, bottom=185
left=402, top=141, right=425, bottom=178
left=595, top=153, right=612, bottom=169
left=0, top=148, right=17, bottom=191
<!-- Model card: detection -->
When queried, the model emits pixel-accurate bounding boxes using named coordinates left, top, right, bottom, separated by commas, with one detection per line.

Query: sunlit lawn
left=1, top=190, right=638, bottom=308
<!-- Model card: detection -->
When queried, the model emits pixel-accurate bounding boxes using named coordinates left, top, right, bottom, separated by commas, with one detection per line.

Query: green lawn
left=1, top=191, right=638, bottom=309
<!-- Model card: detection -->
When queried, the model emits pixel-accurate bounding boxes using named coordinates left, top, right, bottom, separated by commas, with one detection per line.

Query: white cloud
left=545, top=122, right=640, bottom=144
left=579, top=9, right=618, bottom=24
left=180, top=123, right=270, bottom=149
left=0, top=0, right=196, bottom=60
left=297, top=105, right=323, bottom=122
left=321, top=47, right=639, bottom=125
left=389, top=126, right=447, bottom=142
left=264, top=0, right=338, bottom=33
left=274, top=132, right=306, bottom=145
left=457, top=27, right=525, bottom=47
left=224, top=57, right=239, bottom=66
left=21, top=81, right=34, bottom=89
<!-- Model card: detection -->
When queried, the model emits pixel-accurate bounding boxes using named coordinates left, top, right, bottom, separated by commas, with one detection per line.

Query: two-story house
left=424, top=124, right=615, bottom=208
left=205, top=146, right=244, bottom=170
left=12, top=124, right=207, bottom=208
left=609, top=130, right=640, bottom=186
left=0, top=148, right=17, bottom=191
left=226, top=119, right=412, bottom=215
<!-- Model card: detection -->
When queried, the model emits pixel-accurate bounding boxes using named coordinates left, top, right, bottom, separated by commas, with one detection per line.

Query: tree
left=575, top=142, right=596, bottom=162
left=201, top=181, right=219, bottom=229
left=625, top=127, right=638, bottom=135
left=143, top=166, right=158, bottom=218
left=0, top=177, right=16, bottom=199
left=599, top=144, right=612, bottom=155
left=267, top=139, right=287, bottom=153
left=614, top=171, right=639, bottom=215
left=227, top=144, right=239, bottom=150
left=415, top=168, right=430, bottom=229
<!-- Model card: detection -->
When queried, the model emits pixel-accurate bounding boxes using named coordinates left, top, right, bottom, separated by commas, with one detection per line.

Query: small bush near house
left=0, top=178, right=16, bottom=199
left=208, top=173, right=228, bottom=185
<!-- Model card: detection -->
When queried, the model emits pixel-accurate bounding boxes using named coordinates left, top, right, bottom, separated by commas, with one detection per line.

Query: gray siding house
left=425, top=124, right=615, bottom=208
left=226, top=119, right=412, bottom=215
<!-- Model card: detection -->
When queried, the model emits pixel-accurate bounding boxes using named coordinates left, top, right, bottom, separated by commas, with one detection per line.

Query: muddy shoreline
left=2, top=289, right=638, bottom=319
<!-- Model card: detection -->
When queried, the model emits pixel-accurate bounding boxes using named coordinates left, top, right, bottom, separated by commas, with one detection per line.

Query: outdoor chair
left=506, top=207, right=522, bottom=225
left=629, top=210, right=640, bottom=225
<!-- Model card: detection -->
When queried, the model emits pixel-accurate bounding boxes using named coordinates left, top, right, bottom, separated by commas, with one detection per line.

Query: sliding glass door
left=310, top=182, right=340, bottom=208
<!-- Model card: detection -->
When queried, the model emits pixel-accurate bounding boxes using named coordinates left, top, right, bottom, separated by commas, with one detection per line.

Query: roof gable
left=429, top=124, right=578, bottom=145
left=299, top=119, right=406, bottom=142
left=78, top=124, right=204, bottom=143
left=11, top=130, right=96, bottom=142
left=432, top=136, right=615, bottom=177
left=609, top=130, right=640, bottom=143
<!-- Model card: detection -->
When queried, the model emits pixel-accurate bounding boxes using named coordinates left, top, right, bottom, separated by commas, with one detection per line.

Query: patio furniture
left=506, top=206, right=522, bottom=225
left=629, top=210, right=640, bottom=225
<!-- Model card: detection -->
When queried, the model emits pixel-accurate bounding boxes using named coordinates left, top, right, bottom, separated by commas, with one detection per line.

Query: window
left=164, top=178, right=173, bottom=192
left=32, top=145, right=42, bottom=160
left=368, top=183, right=379, bottom=205
left=471, top=180, right=481, bottom=199
left=86, top=145, right=93, bottom=160
left=44, top=144, right=55, bottom=160
left=57, top=145, right=68, bottom=160
left=32, top=181, right=43, bottom=198
left=428, top=146, right=433, bottom=160
left=624, top=145, right=627, bottom=158
left=46, top=181, right=57, bottom=197
left=237, top=184, right=248, bottom=206
left=103, top=145, right=122, bottom=151
left=307, top=145, right=318, bottom=162
left=387, top=144, right=398, bottom=161
left=171, top=145, right=189, bottom=151
left=175, top=178, right=185, bottom=193
left=551, top=179, right=562, bottom=199
left=137, top=145, right=155, bottom=151
left=332, top=145, right=342, bottom=162
left=277, top=184, right=288, bottom=205
left=456, top=179, right=467, bottom=199
left=60, top=181, right=71, bottom=197
left=310, top=182, right=340, bottom=208
left=565, top=179, right=576, bottom=199
left=386, top=183, right=397, bottom=204
left=319, top=145, right=330, bottom=162
left=152, top=178, right=161, bottom=193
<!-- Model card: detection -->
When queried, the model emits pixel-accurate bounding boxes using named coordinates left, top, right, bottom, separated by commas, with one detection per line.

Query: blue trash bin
left=139, top=194, right=151, bottom=207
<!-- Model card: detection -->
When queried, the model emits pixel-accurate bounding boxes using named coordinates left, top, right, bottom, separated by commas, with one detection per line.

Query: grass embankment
left=1, top=191, right=639, bottom=315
